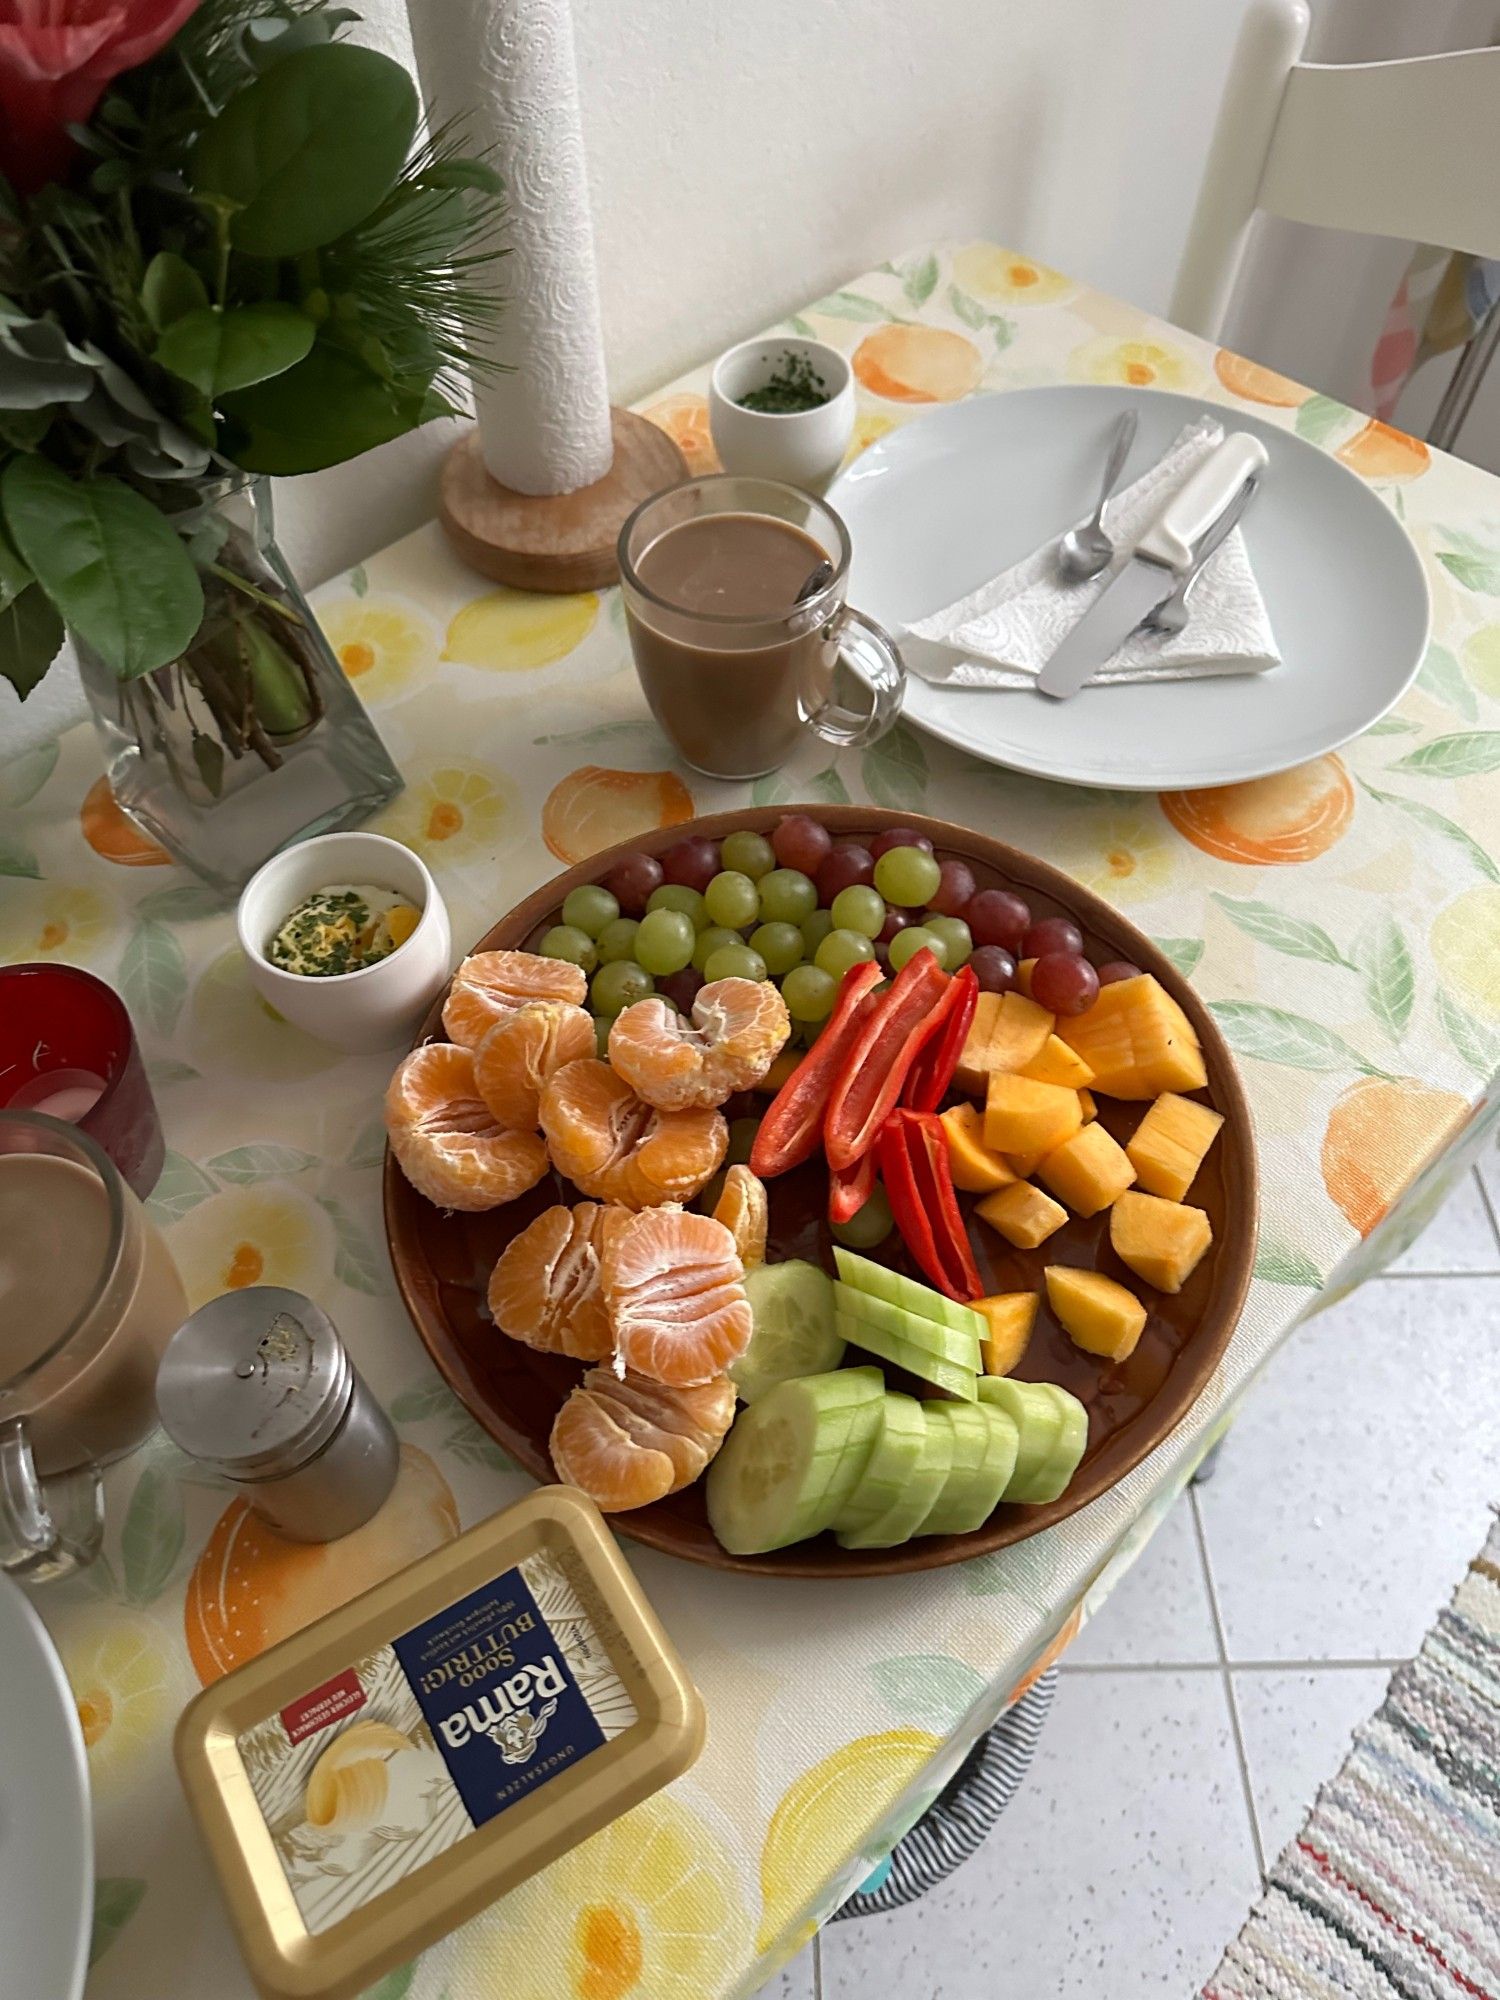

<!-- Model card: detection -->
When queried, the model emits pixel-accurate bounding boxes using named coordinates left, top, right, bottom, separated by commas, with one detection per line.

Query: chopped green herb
left=737, top=351, right=829, bottom=414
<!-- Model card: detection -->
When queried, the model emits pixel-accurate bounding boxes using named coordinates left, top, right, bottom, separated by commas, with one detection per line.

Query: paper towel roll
left=405, top=0, right=614, bottom=497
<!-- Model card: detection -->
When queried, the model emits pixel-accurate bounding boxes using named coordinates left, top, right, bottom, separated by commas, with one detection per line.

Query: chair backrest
left=1171, top=0, right=1500, bottom=341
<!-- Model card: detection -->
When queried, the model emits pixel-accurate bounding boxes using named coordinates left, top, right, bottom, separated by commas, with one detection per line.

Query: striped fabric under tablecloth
left=1202, top=1510, right=1500, bottom=2000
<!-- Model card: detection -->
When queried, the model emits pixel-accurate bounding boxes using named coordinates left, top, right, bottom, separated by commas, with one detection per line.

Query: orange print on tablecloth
left=1336, top=419, right=1430, bottom=481
left=1213, top=350, right=1310, bottom=408
left=1321, top=1077, right=1470, bottom=1237
left=641, top=393, right=721, bottom=475
left=1159, top=755, right=1354, bottom=865
left=541, top=765, right=694, bottom=864
left=1005, top=1606, right=1083, bottom=1704
left=853, top=324, right=984, bottom=404
left=79, top=775, right=171, bottom=866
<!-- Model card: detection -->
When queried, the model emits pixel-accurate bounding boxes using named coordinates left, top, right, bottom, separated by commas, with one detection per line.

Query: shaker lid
left=156, top=1286, right=352, bottom=1480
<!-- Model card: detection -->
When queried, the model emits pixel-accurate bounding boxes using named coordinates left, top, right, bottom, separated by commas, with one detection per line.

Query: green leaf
left=89, top=1879, right=146, bottom=1966
left=902, top=253, right=939, bottom=310
left=145, top=1149, right=218, bottom=1222
left=1352, top=911, right=1415, bottom=1041
left=220, top=340, right=428, bottom=475
left=0, top=826, right=41, bottom=877
left=1389, top=730, right=1500, bottom=778
left=1254, top=1242, right=1323, bottom=1287
left=193, top=44, right=419, bottom=257
left=1416, top=642, right=1478, bottom=723
left=1206, top=1001, right=1390, bottom=1077
left=389, top=1380, right=459, bottom=1425
left=316, top=1192, right=388, bottom=1293
left=136, top=884, right=225, bottom=921
left=120, top=1465, right=184, bottom=1602
left=1, top=459, right=202, bottom=681
left=1152, top=935, right=1204, bottom=977
left=0, top=580, right=64, bottom=700
left=1359, top=780, right=1500, bottom=883
left=156, top=303, right=315, bottom=399
left=809, top=290, right=892, bottom=322
left=1294, top=393, right=1350, bottom=447
left=869, top=1653, right=986, bottom=1733
left=0, top=406, right=51, bottom=450
left=118, top=917, right=187, bottom=1035
left=1210, top=893, right=1350, bottom=969
left=1437, top=987, right=1500, bottom=1080
left=1436, top=548, right=1500, bottom=594
left=947, top=284, right=987, bottom=330
left=861, top=721, right=929, bottom=813
left=0, top=739, right=57, bottom=805
left=0, top=520, right=30, bottom=609
left=347, top=1113, right=389, bottom=1169
left=208, top=1143, right=320, bottom=1183
left=363, top=1968, right=415, bottom=2000
left=140, top=251, right=209, bottom=333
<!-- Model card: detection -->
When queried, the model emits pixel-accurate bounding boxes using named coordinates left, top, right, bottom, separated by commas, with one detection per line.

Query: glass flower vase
left=76, top=479, right=402, bottom=896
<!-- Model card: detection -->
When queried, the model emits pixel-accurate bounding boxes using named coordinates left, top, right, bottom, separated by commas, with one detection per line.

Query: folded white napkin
left=904, top=418, right=1280, bottom=689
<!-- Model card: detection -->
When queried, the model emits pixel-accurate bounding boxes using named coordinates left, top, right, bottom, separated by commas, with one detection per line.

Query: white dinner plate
left=832, top=383, right=1430, bottom=790
left=0, top=1576, right=92, bottom=2000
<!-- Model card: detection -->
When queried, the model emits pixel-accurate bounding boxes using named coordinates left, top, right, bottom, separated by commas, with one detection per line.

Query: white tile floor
left=755, top=1159, right=1500, bottom=2000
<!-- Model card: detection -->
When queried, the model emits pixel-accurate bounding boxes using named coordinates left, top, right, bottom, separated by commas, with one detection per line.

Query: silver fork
left=1142, top=472, right=1261, bottom=635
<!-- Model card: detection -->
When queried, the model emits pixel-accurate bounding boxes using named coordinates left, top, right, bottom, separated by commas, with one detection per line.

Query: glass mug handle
left=0, top=1416, right=105, bottom=1584
left=799, top=605, right=907, bottom=750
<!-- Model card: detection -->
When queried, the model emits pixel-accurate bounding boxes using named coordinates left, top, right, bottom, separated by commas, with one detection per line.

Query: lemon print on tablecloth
left=188, top=948, right=342, bottom=1081
left=0, top=882, right=114, bottom=964
left=758, top=1728, right=939, bottom=1949
left=376, top=761, right=519, bottom=862
left=1062, top=813, right=1178, bottom=904
left=642, top=392, right=721, bottom=476
left=952, top=243, right=1075, bottom=307
left=167, top=1181, right=335, bottom=1310
left=853, top=324, right=984, bottom=404
left=1430, top=884, right=1500, bottom=1024
left=1463, top=623, right=1500, bottom=697
left=542, top=764, right=695, bottom=864
left=844, top=407, right=899, bottom=464
left=1321, top=1076, right=1470, bottom=1237
left=444, top=585, right=599, bottom=671
left=1069, top=335, right=1202, bottom=393
left=61, top=1613, right=181, bottom=1789
left=317, top=595, right=440, bottom=707
left=1160, top=755, right=1354, bottom=866
left=78, top=774, right=173, bottom=866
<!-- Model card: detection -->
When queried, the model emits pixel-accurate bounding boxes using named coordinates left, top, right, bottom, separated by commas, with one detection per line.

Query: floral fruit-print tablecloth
left=9, top=241, right=1499, bottom=2000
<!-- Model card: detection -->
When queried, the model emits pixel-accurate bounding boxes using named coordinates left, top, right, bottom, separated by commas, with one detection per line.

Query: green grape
left=591, top=960, right=654, bottom=1015
left=634, top=907, right=696, bottom=975
left=697, top=1168, right=726, bottom=1214
left=830, top=1184, right=895, bottom=1249
left=924, top=915, right=972, bottom=968
left=782, top=962, right=837, bottom=1021
left=795, top=1015, right=826, bottom=1047
left=758, top=868, right=817, bottom=924
left=815, top=928, right=877, bottom=981
left=874, top=846, right=942, bottom=908
left=593, top=1013, right=612, bottom=1057
left=647, top=883, right=708, bottom=931
left=800, top=908, right=835, bottom=955
left=596, top=917, right=640, bottom=964
left=703, top=869, right=760, bottom=929
left=561, top=883, right=619, bottom=938
left=720, top=830, right=776, bottom=879
left=693, top=925, right=742, bottom=972
left=888, top=923, right=942, bottom=972
left=540, top=924, right=597, bottom=973
left=830, top=884, right=885, bottom=939
left=703, top=943, right=767, bottom=983
left=727, top=1117, right=761, bottom=1165
left=750, top=921, right=804, bottom=975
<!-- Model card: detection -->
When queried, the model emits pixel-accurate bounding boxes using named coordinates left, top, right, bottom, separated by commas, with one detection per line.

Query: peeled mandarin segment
left=442, top=948, right=588, bottom=1048
left=487, top=1202, right=614, bottom=1360
left=473, top=1000, right=595, bottom=1129
left=1126, top=1092, right=1224, bottom=1201
left=713, top=1165, right=769, bottom=1268
left=1056, top=975, right=1207, bottom=1099
left=609, top=977, right=791, bottom=1111
left=1044, top=1265, right=1146, bottom=1361
left=549, top=1387, right=677, bottom=1511
left=385, top=1042, right=550, bottom=1211
left=1036, top=1122, right=1135, bottom=1218
left=586, top=1388, right=710, bottom=1486
left=539, top=1059, right=727, bottom=1208
left=602, top=1208, right=752, bottom=1387
left=1109, top=1189, right=1213, bottom=1294
left=600, top=1368, right=737, bottom=1457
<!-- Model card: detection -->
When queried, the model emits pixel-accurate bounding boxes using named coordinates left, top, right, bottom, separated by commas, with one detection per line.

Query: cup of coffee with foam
left=618, top=474, right=906, bottom=781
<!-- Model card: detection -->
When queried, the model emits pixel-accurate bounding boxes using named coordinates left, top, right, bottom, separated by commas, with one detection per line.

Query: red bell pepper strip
left=828, top=1150, right=877, bottom=1226
left=823, top=949, right=951, bottom=1171
left=750, top=960, right=884, bottom=1177
left=902, top=964, right=979, bottom=1113
left=878, top=1109, right=983, bottom=1301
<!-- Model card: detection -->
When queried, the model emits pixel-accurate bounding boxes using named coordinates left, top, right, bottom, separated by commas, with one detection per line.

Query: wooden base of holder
left=438, top=408, right=689, bottom=593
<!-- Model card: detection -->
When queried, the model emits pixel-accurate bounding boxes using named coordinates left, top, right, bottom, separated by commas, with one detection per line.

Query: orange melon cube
left=1016, top=956, right=1037, bottom=997
left=940, top=1102, right=1016, bottom=1193
left=1037, top=1122, right=1136, bottom=1217
left=1056, top=975, right=1207, bottom=1099
left=984, top=1073, right=1083, bottom=1156
left=1005, top=1148, right=1047, bottom=1179
left=1045, top=1266, right=1146, bottom=1361
left=1109, top=1190, right=1213, bottom=1293
left=976, top=1181, right=1067, bottom=1249
left=1018, top=1033, right=1095, bottom=1090
left=975, top=1292, right=1039, bottom=1376
left=1078, top=1088, right=1097, bottom=1123
left=955, top=990, right=1056, bottom=1095
left=1126, top=1092, right=1224, bottom=1201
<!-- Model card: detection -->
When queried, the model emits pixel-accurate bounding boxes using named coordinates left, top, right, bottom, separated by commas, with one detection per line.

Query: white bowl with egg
left=708, top=335, right=856, bottom=490
left=237, top=832, right=451, bottom=1054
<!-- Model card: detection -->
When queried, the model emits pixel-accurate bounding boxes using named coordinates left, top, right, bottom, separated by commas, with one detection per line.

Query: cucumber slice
left=831, top=1392, right=926, bottom=1535
left=977, top=1378, right=1063, bottom=1502
left=832, top=1285, right=981, bottom=1369
left=833, top=1249, right=986, bottom=1339
left=706, top=1370, right=884, bottom=1554
left=822, top=1367, right=888, bottom=1526
left=835, top=1310, right=979, bottom=1401
left=1027, top=1383, right=1089, bottom=1504
left=732, top=1260, right=844, bottom=1403
left=837, top=1410, right=954, bottom=1550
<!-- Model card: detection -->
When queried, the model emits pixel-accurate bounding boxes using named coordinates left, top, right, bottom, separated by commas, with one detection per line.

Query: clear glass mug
left=0, top=1113, right=188, bottom=1584
left=618, top=474, right=907, bottom=781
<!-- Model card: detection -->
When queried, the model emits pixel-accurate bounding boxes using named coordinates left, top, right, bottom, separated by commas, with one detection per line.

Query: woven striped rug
left=1202, top=1510, right=1500, bottom=2000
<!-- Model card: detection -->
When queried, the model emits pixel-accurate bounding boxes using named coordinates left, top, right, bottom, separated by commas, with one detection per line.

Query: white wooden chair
left=1171, top=0, right=1500, bottom=343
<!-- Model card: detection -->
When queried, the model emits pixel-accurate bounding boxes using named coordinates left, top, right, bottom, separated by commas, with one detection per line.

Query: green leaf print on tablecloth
left=390, top=1380, right=463, bottom=1425
left=136, top=884, right=225, bottom=923
left=1295, top=394, right=1350, bottom=447
left=145, top=1058, right=200, bottom=1088
left=1254, top=1242, right=1324, bottom=1288
left=1207, top=1002, right=1392, bottom=1078
left=119, top=918, right=188, bottom=1036
left=121, top=1466, right=185, bottom=1603
left=146, top=1150, right=218, bottom=1222
left=89, top=1878, right=146, bottom=1966
left=1359, top=782, right=1500, bottom=884
left=1153, top=936, right=1205, bottom=977
left=1437, top=989, right=1500, bottom=1081
left=347, top=1112, right=389, bottom=1169
left=1352, top=912, right=1416, bottom=1041
left=1417, top=643, right=1479, bottom=722
left=364, top=1967, right=414, bottom=2000
left=208, top=1143, right=320, bottom=1184
left=1211, top=894, right=1352, bottom=969
left=0, top=826, right=40, bottom=878
left=1433, top=526, right=1500, bottom=594
left=316, top=1192, right=389, bottom=1293
left=0, top=739, right=57, bottom=806
left=861, top=722, right=928, bottom=813
left=1390, top=731, right=1500, bottom=778
left=902, top=253, right=939, bottom=310
left=809, top=290, right=893, bottom=322
left=751, top=765, right=850, bottom=807
left=870, top=1654, right=986, bottom=1733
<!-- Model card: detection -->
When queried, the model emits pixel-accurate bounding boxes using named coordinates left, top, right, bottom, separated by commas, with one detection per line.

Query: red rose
left=0, top=0, right=203, bottom=195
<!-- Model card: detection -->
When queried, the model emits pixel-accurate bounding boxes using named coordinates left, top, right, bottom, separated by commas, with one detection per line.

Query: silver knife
left=1035, top=433, right=1270, bottom=700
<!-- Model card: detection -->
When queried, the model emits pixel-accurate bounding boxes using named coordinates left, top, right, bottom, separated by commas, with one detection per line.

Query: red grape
left=657, top=968, right=704, bottom=1011
left=873, top=942, right=893, bottom=974
left=869, top=826, right=934, bottom=859
left=772, top=814, right=833, bottom=872
left=1030, top=951, right=1099, bottom=1016
left=1096, top=959, right=1144, bottom=987
left=966, top=889, right=1030, bottom=953
left=604, top=850, right=664, bottom=916
left=878, top=905, right=916, bottom=945
left=1022, top=915, right=1084, bottom=959
left=661, top=836, right=722, bottom=892
left=969, top=946, right=1017, bottom=993
left=816, top=843, right=875, bottom=902
left=928, top=858, right=976, bottom=916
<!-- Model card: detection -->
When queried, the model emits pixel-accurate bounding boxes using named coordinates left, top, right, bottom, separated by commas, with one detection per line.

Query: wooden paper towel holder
left=438, top=409, right=689, bottom=593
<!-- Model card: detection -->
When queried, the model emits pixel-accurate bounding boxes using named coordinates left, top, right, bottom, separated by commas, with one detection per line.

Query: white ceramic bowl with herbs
left=709, top=336, right=855, bottom=490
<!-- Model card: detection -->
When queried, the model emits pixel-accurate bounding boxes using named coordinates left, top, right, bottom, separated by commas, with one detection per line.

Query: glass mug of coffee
left=0, top=1111, right=188, bottom=1583
left=618, top=475, right=906, bottom=781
